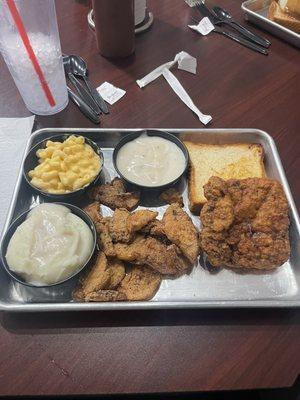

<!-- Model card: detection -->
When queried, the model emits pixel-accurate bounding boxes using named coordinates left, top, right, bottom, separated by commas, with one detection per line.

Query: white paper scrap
left=96, top=82, right=126, bottom=105
left=162, top=69, right=212, bottom=125
left=136, top=50, right=212, bottom=125
left=174, top=51, right=197, bottom=74
left=136, top=51, right=197, bottom=88
left=188, top=17, right=215, bottom=36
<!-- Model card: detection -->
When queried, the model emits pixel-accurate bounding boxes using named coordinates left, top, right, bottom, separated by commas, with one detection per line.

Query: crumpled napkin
left=136, top=51, right=212, bottom=125
left=0, top=116, right=35, bottom=235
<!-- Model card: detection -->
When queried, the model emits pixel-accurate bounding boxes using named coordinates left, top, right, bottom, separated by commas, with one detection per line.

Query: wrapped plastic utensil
left=136, top=51, right=212, bottom=125
left=162, top=69, right=211, bottom=125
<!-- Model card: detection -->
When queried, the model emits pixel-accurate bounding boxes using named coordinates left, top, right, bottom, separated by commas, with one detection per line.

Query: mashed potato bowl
left=0, top=203, right=97, bottom=288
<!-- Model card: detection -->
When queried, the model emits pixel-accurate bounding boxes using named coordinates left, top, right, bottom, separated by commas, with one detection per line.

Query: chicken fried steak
left=200, top=177, right=290, bottom=270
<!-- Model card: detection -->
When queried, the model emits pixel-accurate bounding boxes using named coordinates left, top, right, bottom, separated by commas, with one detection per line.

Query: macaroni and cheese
left=28, top=135, right=102, bottom=194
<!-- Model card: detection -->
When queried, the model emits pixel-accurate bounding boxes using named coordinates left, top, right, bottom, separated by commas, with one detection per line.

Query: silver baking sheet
left=241, top=0, right=300, bottom=48
left=0, top=128, right=299, bottom=311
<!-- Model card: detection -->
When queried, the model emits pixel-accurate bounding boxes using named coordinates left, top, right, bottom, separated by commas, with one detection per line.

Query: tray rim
left=241, top=0, right=300, bottom=42
left=1, top=127, right=299, bottom=312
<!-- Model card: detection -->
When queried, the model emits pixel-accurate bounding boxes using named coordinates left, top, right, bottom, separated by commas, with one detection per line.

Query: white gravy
left=116, top=133, right=186, bottom=186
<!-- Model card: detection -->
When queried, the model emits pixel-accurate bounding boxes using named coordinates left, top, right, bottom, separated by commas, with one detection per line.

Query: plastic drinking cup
left=0, top=0, right=68, bottom=115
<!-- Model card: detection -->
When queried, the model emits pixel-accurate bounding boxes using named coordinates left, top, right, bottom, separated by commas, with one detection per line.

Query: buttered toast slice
left=279, top=0, right=300, bottom=17
left=268, top=1, right=300, bottom=33
left=184, top=142, right=265, bottom=213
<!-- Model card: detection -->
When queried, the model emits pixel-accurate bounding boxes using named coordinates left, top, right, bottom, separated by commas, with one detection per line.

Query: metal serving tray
left=242, top=0, right=300, bottom=48
left=0, top=128, right=299, bottom=311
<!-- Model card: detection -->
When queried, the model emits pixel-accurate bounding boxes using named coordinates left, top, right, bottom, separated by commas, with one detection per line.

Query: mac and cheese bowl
left=23, top=134, right=103, bottom=199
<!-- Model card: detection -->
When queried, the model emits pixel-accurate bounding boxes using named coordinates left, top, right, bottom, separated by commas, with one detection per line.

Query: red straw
left=6, top=0, right=56, bottom=107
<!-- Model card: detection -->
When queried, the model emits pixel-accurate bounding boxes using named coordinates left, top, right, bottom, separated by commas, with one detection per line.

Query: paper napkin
left=0, top=116, right=35, bottom=234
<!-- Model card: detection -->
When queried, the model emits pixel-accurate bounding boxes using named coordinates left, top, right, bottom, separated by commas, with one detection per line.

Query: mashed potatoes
left=28, top=135, right=102, bottom=194
left=6, top=204, right=94, bottom=286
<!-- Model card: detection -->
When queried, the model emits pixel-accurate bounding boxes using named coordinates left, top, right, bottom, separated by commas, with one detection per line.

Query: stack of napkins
left=0, top=116, right=35, bottom=235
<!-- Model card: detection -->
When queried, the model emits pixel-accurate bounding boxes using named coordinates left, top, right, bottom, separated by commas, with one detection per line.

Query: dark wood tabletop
left=0, top=0, right=299, bottom=396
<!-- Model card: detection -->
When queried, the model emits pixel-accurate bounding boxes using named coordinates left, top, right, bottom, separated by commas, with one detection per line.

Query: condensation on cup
left=0, top=0, right=68, bottom=115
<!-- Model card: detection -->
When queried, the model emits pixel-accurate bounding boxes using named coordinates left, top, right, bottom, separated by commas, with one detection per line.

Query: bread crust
left=184, top=142, right=265, bottom=214
left=268, top=1, right=300, bottom=33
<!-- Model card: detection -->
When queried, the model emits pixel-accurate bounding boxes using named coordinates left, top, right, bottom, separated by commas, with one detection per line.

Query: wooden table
left=0, top=0, right=299, bottom=396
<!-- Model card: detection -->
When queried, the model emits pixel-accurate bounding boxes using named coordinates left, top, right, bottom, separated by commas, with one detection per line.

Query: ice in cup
left=0, top=0, right=68, bottom=115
